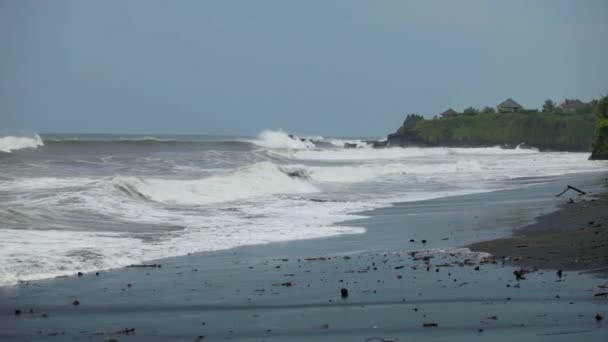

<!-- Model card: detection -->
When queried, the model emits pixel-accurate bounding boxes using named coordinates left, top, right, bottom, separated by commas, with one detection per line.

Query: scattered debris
left=272, top=282, right=293, bottom=287
left=513, top=268, right=529, bottom=280
left=555, top=185, right=587, bottom=197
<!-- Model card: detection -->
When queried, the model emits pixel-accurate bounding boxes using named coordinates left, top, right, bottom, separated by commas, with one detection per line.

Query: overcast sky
left=1, top=0, right=607, bottom=136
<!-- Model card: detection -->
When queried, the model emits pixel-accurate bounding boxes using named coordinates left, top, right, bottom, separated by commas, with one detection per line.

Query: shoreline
left=2, top=172, right=607, bottom=341
left=470, top=182, right=608, bottom=274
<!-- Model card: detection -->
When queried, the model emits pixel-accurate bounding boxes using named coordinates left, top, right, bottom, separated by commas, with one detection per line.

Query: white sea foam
left=111, top=162, right=318, bottom=205
left=271, top=145, right=540, bottom=161
left=0, top=134, right=44, bottom=153
left=251, top=130, right=315, bottom=149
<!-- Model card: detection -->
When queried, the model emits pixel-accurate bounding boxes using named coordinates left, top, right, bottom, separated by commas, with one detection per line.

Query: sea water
left=0, top=130, right=606, bottom=285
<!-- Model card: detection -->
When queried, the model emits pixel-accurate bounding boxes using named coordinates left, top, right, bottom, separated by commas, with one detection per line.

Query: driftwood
left=555, top=185, right=587, bottom=197
left=126, top=264, right=162, bottom=268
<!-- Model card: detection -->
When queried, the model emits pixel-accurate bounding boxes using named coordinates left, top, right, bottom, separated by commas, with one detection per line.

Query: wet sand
left=1, top=173, right=607, bottom=341
left=470, top=188, right=608, bottom=273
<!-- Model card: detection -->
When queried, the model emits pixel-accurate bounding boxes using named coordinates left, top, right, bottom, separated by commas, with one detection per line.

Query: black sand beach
left=471, top=190, right=608, bottom=272
left=2, top=173, right=607, bottom=341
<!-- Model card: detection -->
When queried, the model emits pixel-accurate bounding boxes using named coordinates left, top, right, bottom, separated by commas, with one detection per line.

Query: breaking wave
left=111, top=162, right=319, bottom=205
left=0, top=134, right=44, bottom=153
left=250, top=130, right=316, bottom=149
left=249, top=130, right=373, bottom=150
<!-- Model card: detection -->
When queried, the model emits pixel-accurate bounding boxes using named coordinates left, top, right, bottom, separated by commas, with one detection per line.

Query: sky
left=1, top=0, right=607, bottom=137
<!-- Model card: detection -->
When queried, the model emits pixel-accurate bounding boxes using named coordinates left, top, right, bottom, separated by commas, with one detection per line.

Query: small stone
left=422, top=240, right=427, bottom=244
left=596, top=313, right=604, bottom=321
left=340, top=288, right=349, bottom=298
left=14, top=309, right=21, bottom=316
left=72, top=299, right=80, bottom=306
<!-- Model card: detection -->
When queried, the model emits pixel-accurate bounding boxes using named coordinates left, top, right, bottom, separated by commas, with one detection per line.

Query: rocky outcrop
left=590, top=97, right=608, bottom=160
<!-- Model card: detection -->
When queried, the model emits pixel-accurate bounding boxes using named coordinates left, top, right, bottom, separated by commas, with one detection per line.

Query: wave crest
left=111, top=162, right=319, bottom=205
left=250, top=130, right=316, bottom=149
left=0, top=134, right=44, bottom=153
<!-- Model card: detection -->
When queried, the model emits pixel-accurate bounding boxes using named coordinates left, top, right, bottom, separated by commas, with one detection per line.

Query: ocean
left=1, top=130, right=606, bottom=286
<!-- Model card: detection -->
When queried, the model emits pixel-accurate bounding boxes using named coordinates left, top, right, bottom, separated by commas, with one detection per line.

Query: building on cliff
left=562, top=99, right=587, bottom=112
left=439, top=108, right=458, bottom=118
left=497, top=98, right=523, bottom=112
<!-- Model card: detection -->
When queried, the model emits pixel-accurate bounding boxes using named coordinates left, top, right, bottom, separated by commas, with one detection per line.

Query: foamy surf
left=111, top=162, right=319, bottom=206
left=0, top=131, right=606, bottom=286
left=0, top=133, right=44, bottom=153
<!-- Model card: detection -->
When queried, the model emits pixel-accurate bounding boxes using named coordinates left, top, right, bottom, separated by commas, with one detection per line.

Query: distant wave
left=249, top=130, right=373, bottom=150
left=270, top=145, right=540, bottom=161
left=45, top=138, right=252, bottom=149
left=0, top=134, right=44, bottom=153
left=250, top=130, right=317, bottom=149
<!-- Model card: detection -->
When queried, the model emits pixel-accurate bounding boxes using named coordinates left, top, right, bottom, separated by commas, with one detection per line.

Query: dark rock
left=72, top=299, right=80, bottom=306
left=557, top=269, right=563, bottom=279
left=340, top=288, right=349, bottom=298
left=423, top=322, right=438, bottom=327
left=422, top=240, right=427, bottom=244
left=116, top=328, right=135, bottom=335
left=513, top=268, right=529, bottom=280
left=596, top=313, right=604, bottom=321
left=77, top=272, right=83, bottom=277
left=14, top=309, right=21, bottom=316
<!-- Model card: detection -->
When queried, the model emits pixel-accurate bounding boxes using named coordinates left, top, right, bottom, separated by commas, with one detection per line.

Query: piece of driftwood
left=126, top=264, right=162, bottom=268
left=555, top=185, right=587, bottom=197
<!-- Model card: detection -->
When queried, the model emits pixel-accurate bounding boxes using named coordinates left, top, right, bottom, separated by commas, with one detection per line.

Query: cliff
left=387, top=111, right=596, bottom=152
left=590, top=96, right=608, bottom=159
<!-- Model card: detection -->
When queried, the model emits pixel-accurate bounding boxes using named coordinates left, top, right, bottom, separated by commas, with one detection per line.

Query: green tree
left=463, top=107, right=479, bottom=115
left=481, top=106, right=495, bottom=114
left=542, top=99, right=555, bottom=112
left=590, top=96, right=608, bottom=159
left=403, top=113, right=424, bottom=128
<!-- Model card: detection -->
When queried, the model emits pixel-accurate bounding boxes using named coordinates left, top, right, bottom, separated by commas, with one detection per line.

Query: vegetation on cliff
left=590, top=96, right=608, bottom=159
left=388, top=110, right=596, bottom=151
